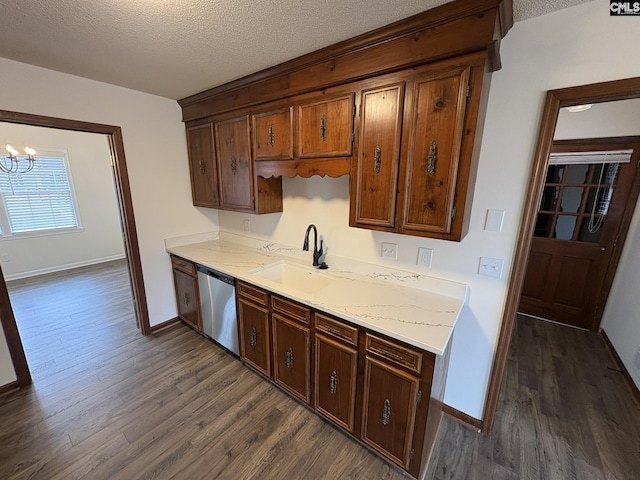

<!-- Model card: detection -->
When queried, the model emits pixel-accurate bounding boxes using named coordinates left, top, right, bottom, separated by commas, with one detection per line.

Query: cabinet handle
left=330, top=371, right=338, bottom=394
left=250, top=327, right=257, bottom=347
left=320, top=115, right=327, bottom=142
left=374, top=145, right=381, bottom=174
left=268, top=124, right=275, bottom=147
left=326, top=326, right=344, bottom=338
left=199, top=160, right=206, bottom=174
left=183, top=292, right=190, bottom=307
left=230, top=156, right=237, bottom=175
left=375, top=347, right=403, bottom=363
left=427, top=140, right=437, bottom=175
left=286, top=347, right=294, bottom=368
left=382, top=399, right=391, bottom=425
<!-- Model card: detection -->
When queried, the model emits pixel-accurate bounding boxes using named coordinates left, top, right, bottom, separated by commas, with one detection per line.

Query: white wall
left=220, top=0, right=640, bottom=419
left=555, top=99, right=640, bottom=139
left=0, top=124, right=125, bottom=279
left=0, top=57, right=220, bottom=386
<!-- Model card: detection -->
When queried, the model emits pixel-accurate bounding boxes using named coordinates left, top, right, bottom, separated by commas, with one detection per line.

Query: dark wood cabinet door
left=238, top=297, right=271, bottom=377
left=186, top=123, right=219, bottom=208
left=314, top=333, right=358, bottom=432
left=297, top=93, right=354, bottom=158
left=215, top=116, right=254, bottom=211
left=173, top=269, right=202, bottom=332
left=399, top=67, right=470, bottom=234
left=353, top=83, right=404, bottom=228
left=361, top=356, right=419, bottom=469
left=272, top=313, right=311, bottom=403
left=252, top=108, right=294, bottom=161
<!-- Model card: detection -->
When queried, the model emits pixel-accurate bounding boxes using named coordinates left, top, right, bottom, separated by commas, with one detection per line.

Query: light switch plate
left=417, top=247, right=433, bottom=267
left=485, top=209, right=505, bottom=232
left=478, top=257, right=504, bottom=278
left=381, top=242, right=398, bottom=260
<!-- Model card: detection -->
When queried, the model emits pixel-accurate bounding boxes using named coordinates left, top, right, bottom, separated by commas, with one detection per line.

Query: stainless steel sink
left=249, top=260, right=336, bottom=294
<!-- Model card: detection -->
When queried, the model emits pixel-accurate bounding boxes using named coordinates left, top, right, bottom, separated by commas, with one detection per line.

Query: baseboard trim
left=600, top=329, right=640, bottom=406
left=443, top=404, right=483, bottom=431
left=150, top=317, right=181, bottom=333
left=3, top=254, right=126, bottom=282
left=0, top=380, right=19, bottom=397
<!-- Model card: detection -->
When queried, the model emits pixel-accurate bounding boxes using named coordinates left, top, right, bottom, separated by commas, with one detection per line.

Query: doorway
left=0, top=109, right=150, bottom=388
left=519, top=137, right=640, bottom=330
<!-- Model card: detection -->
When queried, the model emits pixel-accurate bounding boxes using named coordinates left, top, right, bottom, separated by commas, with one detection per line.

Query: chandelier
left=1, top=144, right=36, bottom=174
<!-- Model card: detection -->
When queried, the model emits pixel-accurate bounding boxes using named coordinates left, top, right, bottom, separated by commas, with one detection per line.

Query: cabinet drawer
left=315, top=313, right=358, bottom=346
left=272, top=295, right=310, bottom=325
left=171, top=255, right=196, bottom=276
left=237, top=281, right=269, bottom=307
left=365, top=334, right=422, bottom=374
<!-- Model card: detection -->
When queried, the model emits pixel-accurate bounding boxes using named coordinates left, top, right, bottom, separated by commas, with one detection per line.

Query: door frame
left=482, top=77, right=640, bottom=432
left=0, top=109, right=151, bottom=387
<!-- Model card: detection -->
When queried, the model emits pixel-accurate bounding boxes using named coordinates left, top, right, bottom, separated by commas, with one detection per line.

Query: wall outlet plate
left=381, top=242, right=398, bottom=260
left=243, top=219, right=251, bottom=232
left=417, top=247, right=433, bottom=267
left=478, top=257, right=504, bottom=278
left=0, top=253, right=9, bottom=262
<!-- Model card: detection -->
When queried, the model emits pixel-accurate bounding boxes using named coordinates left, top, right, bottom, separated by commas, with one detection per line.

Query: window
left=0, top=154, right=80, bottom=235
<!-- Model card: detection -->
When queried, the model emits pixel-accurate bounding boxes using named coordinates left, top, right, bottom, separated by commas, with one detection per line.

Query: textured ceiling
left=0, top=0, right=596, bottom=100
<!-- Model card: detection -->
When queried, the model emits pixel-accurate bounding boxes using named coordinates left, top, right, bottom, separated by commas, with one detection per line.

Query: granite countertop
left=165, top=232, right=469, bottom=356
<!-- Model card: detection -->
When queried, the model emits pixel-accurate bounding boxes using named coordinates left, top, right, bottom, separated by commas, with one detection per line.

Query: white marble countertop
left=165, top=232, right=469, bottom=355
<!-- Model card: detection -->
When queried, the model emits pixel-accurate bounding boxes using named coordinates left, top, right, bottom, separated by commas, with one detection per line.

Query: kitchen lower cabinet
left=272, top=313, right=311, bottom=403
left=314, top=333, right=358, bottom=432
left=361, top=356, right=420, bottom=469
left=237, top=296, right=271, bottom=377
left=171, top=255, right=202, bottom=332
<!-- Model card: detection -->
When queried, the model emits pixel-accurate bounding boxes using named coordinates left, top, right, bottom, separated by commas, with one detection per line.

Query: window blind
left=0, top=156, right=79, bottom=234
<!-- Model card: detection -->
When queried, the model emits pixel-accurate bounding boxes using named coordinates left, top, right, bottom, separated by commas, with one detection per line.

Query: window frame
left=0, top=148, right=84, bottom=239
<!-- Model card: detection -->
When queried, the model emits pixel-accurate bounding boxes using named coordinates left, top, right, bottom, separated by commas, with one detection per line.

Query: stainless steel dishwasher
left=197, top=266, right=239, bottom=355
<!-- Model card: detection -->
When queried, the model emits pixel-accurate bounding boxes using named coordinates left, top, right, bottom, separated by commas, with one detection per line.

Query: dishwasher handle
left=197, top=266, right=235, bottom=286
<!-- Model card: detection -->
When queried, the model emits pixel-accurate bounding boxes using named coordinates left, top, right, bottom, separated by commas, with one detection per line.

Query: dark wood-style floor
left=0, top=261, right=638, bottom=479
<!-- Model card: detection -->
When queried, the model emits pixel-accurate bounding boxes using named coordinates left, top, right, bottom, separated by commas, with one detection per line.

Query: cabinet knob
left=250, top=327, right=257, bottom=347
left=230, top=156, right=238, bottom=175
left=286, top=347, right=294, bottom=368
left=330, top=371, right=338, bottom=394
left=382, top=399, right=391, bottom=425
left=183, top=292, right=190, bottom=307
left=374, top=145, right=382, bottom=174
left=199, top=160, right=206, bottom=174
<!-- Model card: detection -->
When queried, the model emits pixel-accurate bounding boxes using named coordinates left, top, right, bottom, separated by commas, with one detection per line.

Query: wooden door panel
left=400, top=67, right=469, bottom=234
left=315, top=334, right=358, bottom=432
left=238, top=298, right=271, bottom=377
left=272, top=314, right=311, bottom=403
left=362, top=356, right=418, bottom=468
left=297, top=94, right=354, bottom=158
left=521, top=252, right=552, bottom=300
left=553, top=255, right=595, bottom=307
left=253, top=108, right=294, bottom=161
left=353, top=83, right=404, bottom=228
left=174, top=269, right=201, bottom=331
left=215, top=116, right=254, bottom=210
left=186, top=123, right=219, bottom=207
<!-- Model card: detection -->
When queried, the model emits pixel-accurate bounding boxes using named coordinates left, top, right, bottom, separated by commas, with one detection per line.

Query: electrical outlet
left=0, top=253, right=9, bottom=262
left=243, top=219, right=251, bottom=232
left=478, top=257, right=504, bottom=278
left=485, top=209, right=505, bottom=232
left=417, top=247, right=433, bottom=267
left=381, top=242, right=398, bottom=260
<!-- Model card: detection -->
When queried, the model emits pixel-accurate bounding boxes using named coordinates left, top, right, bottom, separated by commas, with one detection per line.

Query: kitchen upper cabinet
left=171, top=255, right=202, bottom=332
left=237, top=283, right=272, bottom=378
left=352, top=83, right=404, bottom=228
left=214, top=116, right=254, bottom=211
left=186, top=123, right=219, bottom=208
left=361, top=356, right=419, bottom=469
left=252, top=107, right=294, bottom=161
left=297, top=93, right=355, bottom=158
left=398, top=66, right=470, bottom=235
